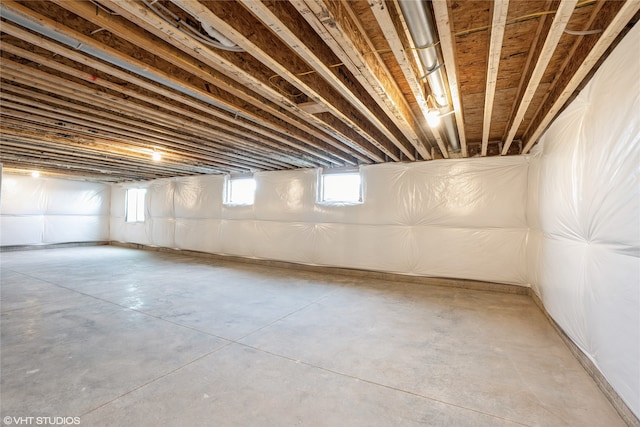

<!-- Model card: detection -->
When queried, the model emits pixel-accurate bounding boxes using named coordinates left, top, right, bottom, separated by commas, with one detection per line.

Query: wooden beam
left=0, top=119, right=238, bottom=173
left=172, top=0, right=404, bottom=161
left=0, top=55, right=313, bottom=169
left=0, top=66, right=291, bottom=168
left=0, top=152, right=166, bottom=181
left=482, top=0, right=509, bottom=156
left=0, top=147, right=188, bottom=180
left=0, top=164, right=138, bottom=182
left=0, top=15, right=350, bottom=168
left=274, top=0, right=428, bottom=160
left=501, top=0, right=579, bottom=155
left=240, top=0, right=429, bottom=160
left=1, top=0, right=356, bottom=166
left=522, top=0, right=640, bottom=153
left=431, top=0, right=468, bottom=157
left=1, top=128, right=221, bottom=176
left=1, top=43, right=325, bottom=168
left=520, top=1, right=606, bottom=142
left=0, top=100, right=278, bottom=172
left=500, top=0, right=553, bottom=146
left=55, top=0, right=369, bottom=165
left=0, top=66, right=323, bottom=175
left=297, top=102, right=330, bottom=115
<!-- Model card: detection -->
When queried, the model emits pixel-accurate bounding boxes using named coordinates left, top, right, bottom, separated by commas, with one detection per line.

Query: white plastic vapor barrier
left=529, top=23, right=640, bottom=418
left=111, top=156, right=530, bottom=284
left=0, top=174, right=110, bottom=246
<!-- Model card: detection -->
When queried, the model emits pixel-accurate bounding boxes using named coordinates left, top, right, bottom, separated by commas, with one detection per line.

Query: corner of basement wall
left=0, top=173, right=111, bottom=246
left=525, top=146, right=543, bottom=298
left=531, top=23, right=640, bottom=421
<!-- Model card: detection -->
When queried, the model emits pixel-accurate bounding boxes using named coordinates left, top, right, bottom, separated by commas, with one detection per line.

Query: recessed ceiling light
left=426, top=110, right=441, bottom=128
left=31, top=171, right=40, bottom=178
left=152, top=152, right=162, bottom=162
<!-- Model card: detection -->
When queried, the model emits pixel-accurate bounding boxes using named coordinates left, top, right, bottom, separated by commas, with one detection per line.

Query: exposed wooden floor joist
left=0, top=0, right=635, bottom=180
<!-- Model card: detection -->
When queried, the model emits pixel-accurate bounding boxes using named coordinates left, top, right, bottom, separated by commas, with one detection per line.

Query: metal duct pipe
left=398, top=0, right=460, bottom=152
left=0, top=3, right=243, bottom=120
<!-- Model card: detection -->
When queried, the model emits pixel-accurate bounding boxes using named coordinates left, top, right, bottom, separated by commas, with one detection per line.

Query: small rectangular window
left=225, top=176, right=256, bottom=205
left=125, top=188, right=146, bottom=222
left=319, top=170, right=362, bottom=204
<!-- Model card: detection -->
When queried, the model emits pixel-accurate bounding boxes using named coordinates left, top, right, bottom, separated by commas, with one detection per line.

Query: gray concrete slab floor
left=0, top=246, right=626, bottom=426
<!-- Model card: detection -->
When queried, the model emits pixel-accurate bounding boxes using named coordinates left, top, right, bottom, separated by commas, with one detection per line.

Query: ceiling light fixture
left=152, top=151, right=162, bottom=162
left=31, top=171, right=40, bottom=178
left=425, top=94, right=442, bottom=128
left=427, top=110, right=441, bottom=128
left=426, top=104, right=456, bottom=129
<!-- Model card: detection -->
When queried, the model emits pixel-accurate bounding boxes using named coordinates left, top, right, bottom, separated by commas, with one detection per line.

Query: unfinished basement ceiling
left=0, top=0, right=637, bottom=181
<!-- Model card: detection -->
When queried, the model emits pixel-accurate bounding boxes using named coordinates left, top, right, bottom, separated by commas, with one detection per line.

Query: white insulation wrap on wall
left=529, top=23, right=640, bottom=418
left=111, top=156, right=529, bottom=285
left=0, top=174, right=110, bottom=245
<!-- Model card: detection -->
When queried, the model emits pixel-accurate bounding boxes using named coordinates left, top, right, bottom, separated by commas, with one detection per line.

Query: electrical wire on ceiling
left=267, top=74, right=307, bottom=99
left=89, top=0, right=119, bottom=16
left=253, top=0, right=603, bottom=114
left=142, top=0, right=244, bottom=52
left=454, top=0, right=599, bottom=38
left=266, top=0, right=600, bottom=99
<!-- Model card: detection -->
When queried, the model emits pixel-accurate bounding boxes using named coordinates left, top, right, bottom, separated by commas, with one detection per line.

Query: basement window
left=318, top=169, right=362, bottom=204
left=125, top=188, right=146, bottom=223
left=225, top=176, right=256, bottom=205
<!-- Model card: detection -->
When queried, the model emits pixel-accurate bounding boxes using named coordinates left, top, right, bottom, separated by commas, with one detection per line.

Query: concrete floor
left=0, top=246, right=625, bottom=427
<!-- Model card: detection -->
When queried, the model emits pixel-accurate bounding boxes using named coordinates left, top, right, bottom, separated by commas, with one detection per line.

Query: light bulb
left=31, top=171, right=40, bottom=178
left=152, top=152, right=162, bottom=162
left=427, top=110, right=441, bottom=128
